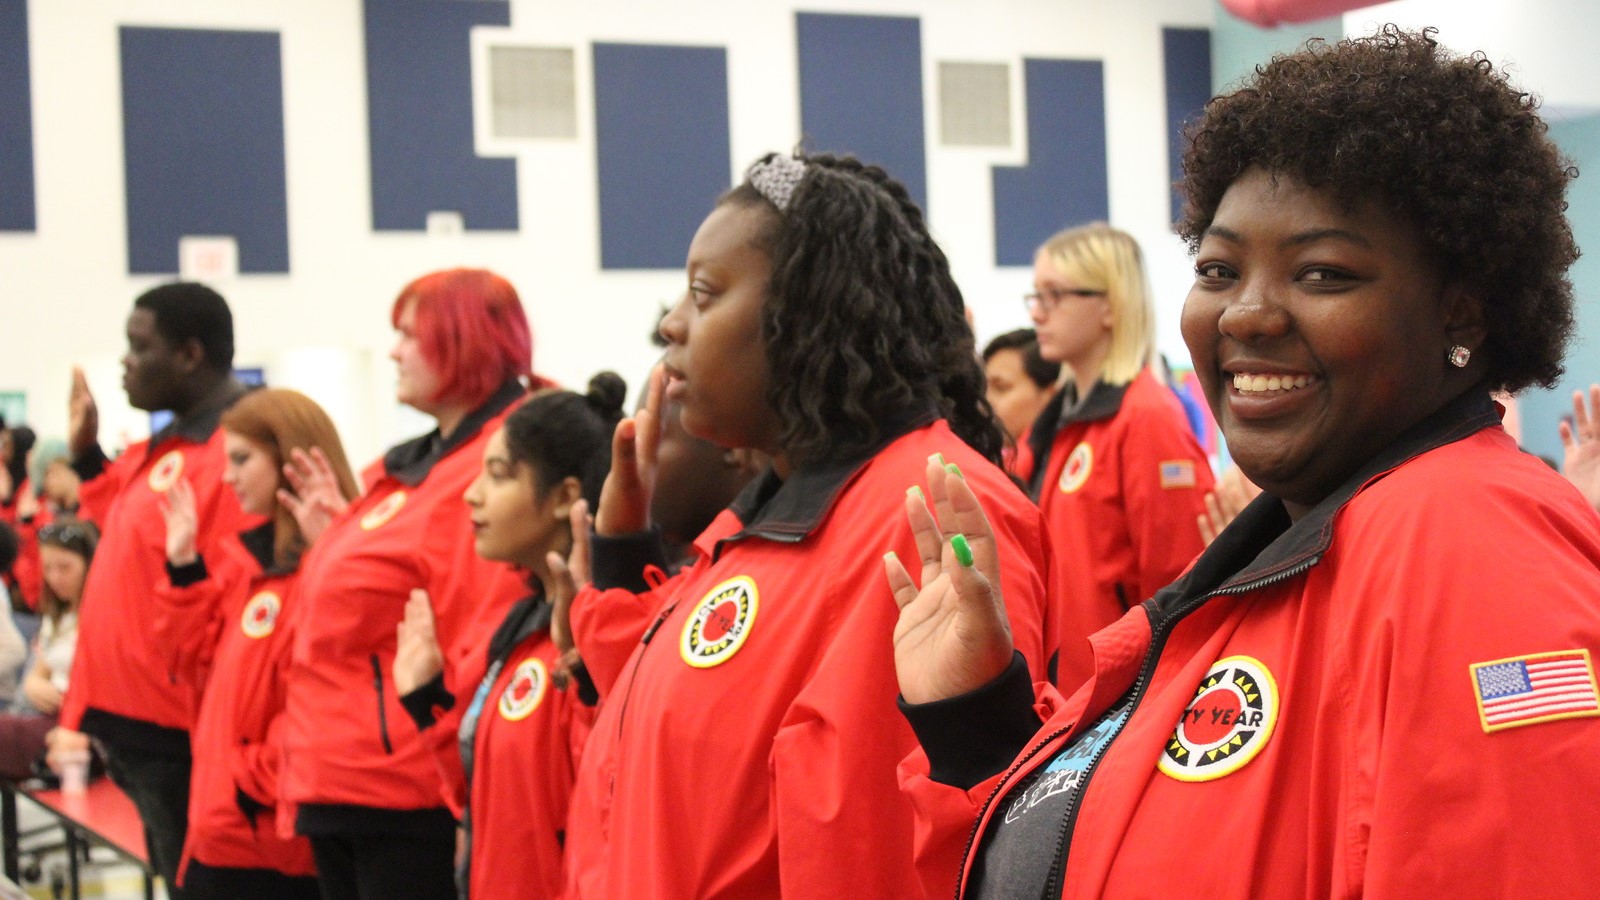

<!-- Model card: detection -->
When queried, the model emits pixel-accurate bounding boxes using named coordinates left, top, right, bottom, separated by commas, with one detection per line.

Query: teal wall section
left=1210, top=3, right=1340, bottom=92
left=1515, top=114, right=1600, bottom=462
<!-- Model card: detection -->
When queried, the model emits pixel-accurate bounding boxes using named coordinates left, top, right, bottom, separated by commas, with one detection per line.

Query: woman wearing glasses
left=1020, top=224, right=1213, bottom=693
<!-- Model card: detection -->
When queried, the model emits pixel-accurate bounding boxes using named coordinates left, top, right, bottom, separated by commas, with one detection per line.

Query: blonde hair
left=1036, top=223, right=1158, bottom=386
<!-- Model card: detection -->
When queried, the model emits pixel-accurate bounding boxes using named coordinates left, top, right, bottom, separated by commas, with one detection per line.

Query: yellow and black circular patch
left=1158, top=655, right=1279, bottom=782
left=359, top=490, right=408, bottom=530
left=1058, top=442, right=1093, bottom=494
left=498, top=657, right=548, bottom=722
left=147, top=450, right=185, bottom=493
left=240, top=591, right=281, bottom=639
left=680, top=576, right=759, bottom=669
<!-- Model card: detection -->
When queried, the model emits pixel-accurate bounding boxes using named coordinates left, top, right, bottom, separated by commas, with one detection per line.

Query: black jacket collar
left=489, top=589, right=550, bottom=664
left=1024, top=380, right=1129, bottom=497
left=1147, top=390, right=1501, bottom=626
left=148, top=379, right=251, bottom=455
left=237, top=521, right=298, bottom=578
left=383, top=380, right=524, bottom=487
left=714, top=405, right=940, bottom=559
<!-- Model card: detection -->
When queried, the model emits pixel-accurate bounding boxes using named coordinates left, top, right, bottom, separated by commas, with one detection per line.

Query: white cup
left=59, top=750, right=89, bottom=795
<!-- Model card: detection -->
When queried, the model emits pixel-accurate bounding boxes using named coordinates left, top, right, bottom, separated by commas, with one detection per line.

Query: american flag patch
left=1471, top=649, right=1600, bottom=733
left=1159, top=460, right=1196, bottom=489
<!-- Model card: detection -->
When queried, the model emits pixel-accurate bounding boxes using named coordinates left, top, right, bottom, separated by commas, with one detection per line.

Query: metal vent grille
left=489, top=45, right=577, bottom=139
left=938, top=61, right=1010, bottom=147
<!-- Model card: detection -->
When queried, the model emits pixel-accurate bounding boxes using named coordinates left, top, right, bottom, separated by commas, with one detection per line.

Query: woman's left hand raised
left=884, top=457, right=1015, bottom=705
left=160, top=477, right=199, bottom=567
left=394, top=588, right=444, bottom=696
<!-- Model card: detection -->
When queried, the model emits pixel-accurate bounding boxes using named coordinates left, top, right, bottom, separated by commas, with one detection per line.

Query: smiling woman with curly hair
left=891, top=26, right=1600, bottom=898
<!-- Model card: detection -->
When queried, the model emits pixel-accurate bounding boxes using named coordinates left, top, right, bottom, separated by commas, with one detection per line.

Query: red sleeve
left=151, top=563, right=230, bottom=692
left=1116, top=406, right=1213, bottom=604
left=74, top=447, right=139, bottom=527
left=568, top=583, right=674, bottom=701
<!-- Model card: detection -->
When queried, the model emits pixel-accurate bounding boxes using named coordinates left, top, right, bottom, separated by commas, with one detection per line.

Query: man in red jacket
left=53, top=283, right=252, bottom=900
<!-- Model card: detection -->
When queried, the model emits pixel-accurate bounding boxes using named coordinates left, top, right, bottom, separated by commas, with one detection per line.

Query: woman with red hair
left=280, top=269, right=544, bottom=900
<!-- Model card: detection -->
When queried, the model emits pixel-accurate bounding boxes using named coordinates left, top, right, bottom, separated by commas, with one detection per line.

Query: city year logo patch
left=680, top=576, right=759, bottom=669
left=147, top=450, right=185, bottom=493
left=1159, top=655, right=1279, bottom=782
left=1058, top=442, right=1093, bottom=494
left=360, top=490, right=407, bottom=530
left=240, top=591, right=281, bottom=639
left=498, top=657, right=548, bottom=722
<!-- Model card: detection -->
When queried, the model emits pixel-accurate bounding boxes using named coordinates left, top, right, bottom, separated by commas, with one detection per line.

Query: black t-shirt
left=969, top=699, right=1133, bottom=899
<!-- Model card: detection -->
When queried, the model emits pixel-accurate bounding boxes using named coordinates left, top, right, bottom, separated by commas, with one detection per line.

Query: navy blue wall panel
left=1164, top=27, right=1212, bottom=223
left=992, top=58, right=1109, bottom=266
left=593, top=43, right=731, bottom=270
left=121, top=27, right=289, bottom=274
left=365, top=0, right=516, bottom=231
left=796, top=13, right=927, bottom=213
left=0, top=0, right=36, bottom=232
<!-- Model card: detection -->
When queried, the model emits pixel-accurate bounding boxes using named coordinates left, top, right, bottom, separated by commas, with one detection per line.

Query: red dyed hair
left=390, top=268, right=549, bottom=405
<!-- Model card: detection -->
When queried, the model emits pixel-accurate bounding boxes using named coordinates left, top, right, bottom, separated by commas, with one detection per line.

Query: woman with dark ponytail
left=562, top=153, right=1052, bottom=897
left=393, top=373, right=624, bottom=899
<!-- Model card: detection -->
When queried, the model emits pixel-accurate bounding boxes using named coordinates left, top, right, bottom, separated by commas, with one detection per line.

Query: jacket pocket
left=369, top=653, right=394, bottom=754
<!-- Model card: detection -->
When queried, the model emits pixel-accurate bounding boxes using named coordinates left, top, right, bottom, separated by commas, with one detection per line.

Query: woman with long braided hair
left=560, top=152, right=1052, bottom=897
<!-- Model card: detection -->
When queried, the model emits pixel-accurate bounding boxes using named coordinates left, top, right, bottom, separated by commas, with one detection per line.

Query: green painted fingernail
left=928, top=452, right=946, bottom=467
left=945, top=462, right=964, bottom=480
left=951, top=534, right=974, bottom=567
left=907, top=485, right=924, bottom=501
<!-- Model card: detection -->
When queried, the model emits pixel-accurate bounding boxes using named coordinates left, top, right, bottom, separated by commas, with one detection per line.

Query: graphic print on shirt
left=1058, top=442, right=1093, bottom=494
left=359, top=490, right=408, bottom=530
left=680, top=575, right=759, bottom=669
left=498, top=657, right=548, bottom=722
left=1002, top=700, right=1131, bottom=826
left=147, top=450, right=185, bottom=492
left=1471, top=648, right=1600, bottom=733
left=1159, top=655, right=1279, bottom=782
left=240, top=590, right=281, bottom=639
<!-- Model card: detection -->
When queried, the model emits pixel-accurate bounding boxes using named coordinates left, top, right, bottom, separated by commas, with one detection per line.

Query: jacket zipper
left=956, top=555, right=1320, bottom=899
left=369, top=653, right=394, bottom=755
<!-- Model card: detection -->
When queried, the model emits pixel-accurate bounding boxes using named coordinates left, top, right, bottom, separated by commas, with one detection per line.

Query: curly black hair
left=1179, top=25, right=1579, bottom=393
left=725, top=152, right=1005, bottom=467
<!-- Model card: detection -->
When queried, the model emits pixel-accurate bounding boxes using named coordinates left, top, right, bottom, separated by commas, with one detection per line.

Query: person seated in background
left=0, top=523, right=28, bottom=708
left=981, top=328, right=1060, bottom=458
left=1, top=519, right=95, bottom=781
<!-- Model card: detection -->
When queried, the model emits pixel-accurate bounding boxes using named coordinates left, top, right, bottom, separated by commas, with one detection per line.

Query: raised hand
left=280, top=446, right=350, bottom=543
left=1198, top=463, right=1263, bottom=546
left=1559, top=384, right=1600, bottom=514
left=594, top=365, right=665, bottom=536
left=393, top=588, right=444, bottom=696
left=161, top=477, right=200, bottom=566
left=68, top=367, right=99, bottom=458
left=546, top=499, right=593, bottom=688
left=884, top=456, right=1015, bottom=705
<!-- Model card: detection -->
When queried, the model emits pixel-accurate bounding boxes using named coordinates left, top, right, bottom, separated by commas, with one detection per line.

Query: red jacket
left=413, top=596, right=591, bottom=898
left=904, top=395, right=1600, bottom=897
left=5, top=480, right=43, bottom=610
left=62, top=391, right=254, bottom=752
left=1019, top=368, right=1213, bottom=693
left=566, top=419, right=1052, bottom=898
left=155, top=525, right=315, bottom=881
left=280, top=383, right=526, bottom=832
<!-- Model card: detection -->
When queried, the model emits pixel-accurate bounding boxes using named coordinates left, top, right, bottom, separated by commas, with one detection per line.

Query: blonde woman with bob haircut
left=1019, top=222, right=1213, bottom=693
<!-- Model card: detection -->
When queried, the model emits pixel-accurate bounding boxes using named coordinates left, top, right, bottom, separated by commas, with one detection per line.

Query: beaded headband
left=747, top=154, right=807, bottom=212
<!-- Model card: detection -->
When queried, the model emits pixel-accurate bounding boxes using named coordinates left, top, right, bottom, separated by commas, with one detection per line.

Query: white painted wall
left=3, top=0, right=1214, bottom=466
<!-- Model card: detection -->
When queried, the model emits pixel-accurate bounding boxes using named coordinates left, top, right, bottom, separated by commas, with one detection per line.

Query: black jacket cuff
left=899, top=651, right=1039, bottom=789
left=400, top=672, right=454, bottom=730
left=72, top=444, right=109, bottom=482
left=569, top=658, right=599, bottom=707
left=590, top=528, right=669, bottom=592
left=166, top=556, right=209, bottom=588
